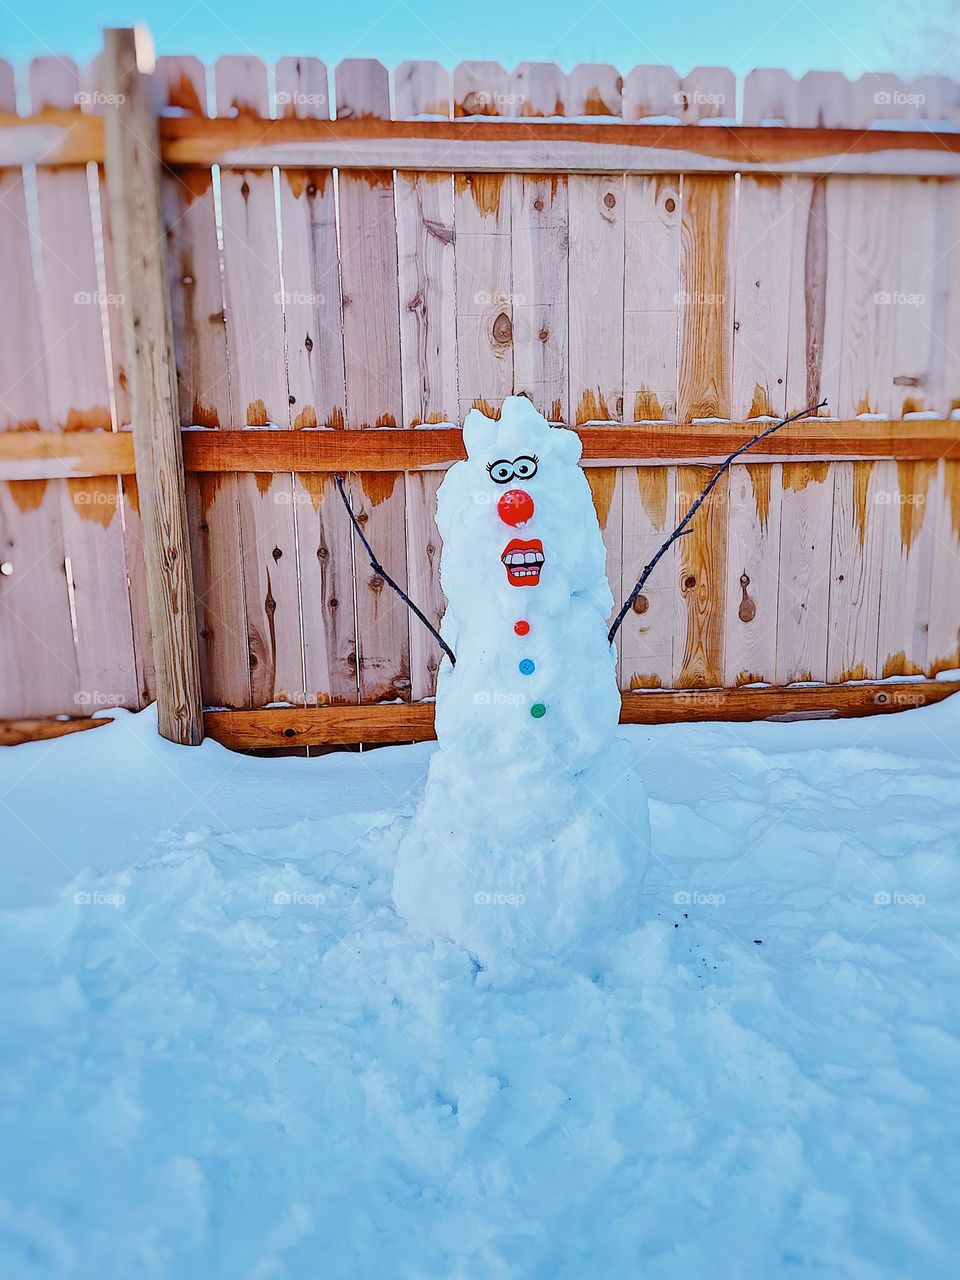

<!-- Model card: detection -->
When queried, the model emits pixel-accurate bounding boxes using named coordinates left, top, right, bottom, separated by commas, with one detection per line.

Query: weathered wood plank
left=776, top=462, right=835, bottom=682
left=102, top=30, right=203, bottom=744
left=454, top=170, right=513, bottom=419
left=723, top=463, right=783, bottom=685
left=733, top=176, right=794, bottom=420
left=4, top=419, right=959, bottom=481
left=623, top=174, right=681, bottom=423
left=0, top=60, right=79, bottom=717
left=826, top=460, right=886, bottom=681
left=510, top=173, right=568, bottom=421
left=215, top=57, right=306, bottom=708
left=10, top=111, right=960, bottom=174
left=675, top=465, right=728, bottom=685
left=785, top=176, right=848, bottom=416
left=155, top=55, right=251, bottom=712
left=677, top=175, right=735, bottom=423
left=7, top=680, right=960, bottom=749
left=394, top=62, right=456, bottom=702
left=619, top=465, right=677, bottom=689
left=198, top=681, right=960, bottom=748
left=336, top=60, right=410, bottom=705
left=876, top=460, right=938, bottom=677
left=568, top=173, right=625, bottom=423
left=29, top=57, right=139, bottom=712
left=927, top=461, right=960, bottom=673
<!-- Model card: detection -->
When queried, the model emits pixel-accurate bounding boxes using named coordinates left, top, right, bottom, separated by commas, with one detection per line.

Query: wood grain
left=102, top=30, right=202, bottom=744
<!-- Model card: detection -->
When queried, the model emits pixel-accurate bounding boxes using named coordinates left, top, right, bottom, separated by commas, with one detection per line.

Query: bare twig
left=334, top=473, right=457, bottom=669
left=607, top=400, right=828, bottom=647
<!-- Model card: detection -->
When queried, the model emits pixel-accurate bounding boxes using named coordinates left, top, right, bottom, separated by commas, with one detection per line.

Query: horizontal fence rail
left=2, top=36, right=960, bottom=747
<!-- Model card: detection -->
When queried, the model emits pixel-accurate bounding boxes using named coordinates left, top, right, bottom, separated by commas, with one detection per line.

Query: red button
left=514, top=620, right=530, bottom=636
left=497, top=489, right=535, bottom=527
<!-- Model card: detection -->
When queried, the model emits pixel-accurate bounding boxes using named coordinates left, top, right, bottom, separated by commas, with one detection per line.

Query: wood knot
left=632, top=594, right=649, bottom=615
left=272, top=546, right=282, bottom=562
left=683, top=573, right=696, bottom=591
left=306, top=183, right=317, bottom=197
left=492, top=312, right=513, bottom=345
left=240, top=179, right=250, bottom=200
left=538, top=327, right=549, bottom=343
left=533, top=196, right=544, bottom=211
left=664, top=197, right=676, bottom=213
left=317, top=546, right=328, bottom=560
left=329, top=597, right=338, bottom=608
left=371, top=574, right=384, bottom=592
left=603, top=192, right=616, bottom=209
left=304, top=334, right=313, bottom=352
left=288, top=394, right=296, bottom=405
left=738, top=572, right=756, bottom=623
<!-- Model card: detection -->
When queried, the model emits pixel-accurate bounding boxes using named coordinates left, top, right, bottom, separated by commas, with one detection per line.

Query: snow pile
left=3, top=700, right=960, bottom=1276
left=393, top=397, right=650, bottom=964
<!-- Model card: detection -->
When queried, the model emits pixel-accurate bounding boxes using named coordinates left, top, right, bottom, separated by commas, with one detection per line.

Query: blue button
left=519, top=659, right=535, bottom=675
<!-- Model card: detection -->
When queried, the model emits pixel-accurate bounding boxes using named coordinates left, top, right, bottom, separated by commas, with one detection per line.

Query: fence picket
left=155, top=56, right=251, bottom=711
left=776, top=463, right=835, bottom=683
left=274, top=56, right=357, bottom=707
left=395, top=61, right=456, bottom=701
left=28, top=57, right=139, bottom=711
left=336, top=59, right=411, bottom=704
left=214, top=56, right=305, bottom=707
left=567, top=64, right=622, bottom=117
left=620, top=466, right=677, bottom=689
left=0, top=60, right=80, bottom=718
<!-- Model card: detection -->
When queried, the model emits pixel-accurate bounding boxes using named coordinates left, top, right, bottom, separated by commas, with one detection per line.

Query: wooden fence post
left=101, top=28, right=203, bottom=744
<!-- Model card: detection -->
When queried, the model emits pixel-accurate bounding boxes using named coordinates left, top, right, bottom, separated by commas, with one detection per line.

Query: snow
left=393, top=398, right=650, bottom=963
left=3, top=692, right=960, bottom=1277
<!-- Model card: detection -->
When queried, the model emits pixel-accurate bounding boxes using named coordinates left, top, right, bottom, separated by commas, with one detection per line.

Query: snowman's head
left=460, top=396, right=583, bottom=590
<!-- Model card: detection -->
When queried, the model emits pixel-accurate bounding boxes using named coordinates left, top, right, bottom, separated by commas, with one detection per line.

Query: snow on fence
left=2, top=30, right=960, bottom=748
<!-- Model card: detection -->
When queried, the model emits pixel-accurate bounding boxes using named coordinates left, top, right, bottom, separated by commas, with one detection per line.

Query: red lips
left=501, top=538, right=545, bottom=587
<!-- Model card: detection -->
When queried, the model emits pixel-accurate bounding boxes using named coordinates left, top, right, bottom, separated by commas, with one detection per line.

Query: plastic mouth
left=501, top=538, right=544, bottom=587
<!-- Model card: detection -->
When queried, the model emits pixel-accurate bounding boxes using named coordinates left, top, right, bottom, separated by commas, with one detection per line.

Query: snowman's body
left=392, top=397, right=650, bottom=963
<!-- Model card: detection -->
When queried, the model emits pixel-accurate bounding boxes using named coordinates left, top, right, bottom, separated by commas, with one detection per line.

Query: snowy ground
left=2, top=699, right=959, bottom=1278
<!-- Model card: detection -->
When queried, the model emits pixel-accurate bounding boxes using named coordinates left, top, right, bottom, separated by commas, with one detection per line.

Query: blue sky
left=0, top=0, right=950, bottom=80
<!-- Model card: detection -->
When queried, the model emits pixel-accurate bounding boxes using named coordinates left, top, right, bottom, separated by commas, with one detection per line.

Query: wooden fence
left=2, top=30, right=960, bottom=748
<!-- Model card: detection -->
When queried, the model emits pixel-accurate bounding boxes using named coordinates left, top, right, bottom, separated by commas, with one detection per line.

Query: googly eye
left=487, top=459, right=515, bottom=485
left=512, top=456, right=539, bottom=480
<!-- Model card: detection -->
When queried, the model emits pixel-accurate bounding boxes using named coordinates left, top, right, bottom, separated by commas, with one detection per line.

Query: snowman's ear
left=462, top=407, right=496, bottom=457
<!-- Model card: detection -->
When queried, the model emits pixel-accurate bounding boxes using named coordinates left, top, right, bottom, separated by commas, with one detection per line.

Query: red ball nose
left=497, top=488, right=535, bottom=527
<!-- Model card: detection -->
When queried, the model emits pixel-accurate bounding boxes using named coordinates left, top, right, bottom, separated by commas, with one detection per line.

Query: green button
left=530, top=702, right=547, bottom=719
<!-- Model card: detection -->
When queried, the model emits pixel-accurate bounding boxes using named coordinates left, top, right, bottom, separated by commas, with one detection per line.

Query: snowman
left=392, top=396, right=651, bottom=964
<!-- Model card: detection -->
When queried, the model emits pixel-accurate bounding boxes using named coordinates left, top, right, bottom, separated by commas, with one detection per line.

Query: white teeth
left=502, top=550, right=545, bottom=567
